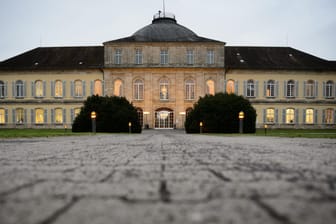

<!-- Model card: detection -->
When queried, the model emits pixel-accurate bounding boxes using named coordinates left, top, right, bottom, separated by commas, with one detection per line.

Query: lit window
left=246, top=79, right=255, bottom=97
left=226, top=80, right=235, bottom=94
left=324, top=108, right=334, bottom=124
left=207, top=50, right=215, bottom=64
left=135, top=49, right=142, bottom=64
left=266, top=108, right=275, bottom=123
left=15, top=80, right=24, bottom=97
left=137, top=108, right=143, bottom=127
left=286, top=108, right=295, bottom=124
left=35, top=80, right=44, bottom=97
left=305, top=109, right=314, bottom=124
left=186, top=50, right=194, bottom=65
left=15, top=108, right=24, bottom=123
left=94, top=80, right=103, bottom=96
left=55, top=80, right=63, bottom=97
left=185, top=79, right=195, bottom=100
left=74, top=80, right=83, bottom=97
left=206, top=80, right=215, bottom=95
left=286, top=80, right=295, bottom=97
left=35, top=109, right=44, bottom=124
left=133, top=79, right=144, bottom=100
left=113, top=79, right=123, bottom=97
left=160, top=79, right=169, bottom=100
left=160, top=50, right=168, bottom=65
left=0, top=109, right=5, bottom=124
left=115, top=49, right=122, bottom=64
left=55, top=108, right=63, bottom=124
left=266, top=80, right=275, bottom=97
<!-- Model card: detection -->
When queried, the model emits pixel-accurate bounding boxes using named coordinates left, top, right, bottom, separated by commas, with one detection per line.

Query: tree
left=185, top=93, right=256, bottom=133
left=72, top=95, right=142, bottom=133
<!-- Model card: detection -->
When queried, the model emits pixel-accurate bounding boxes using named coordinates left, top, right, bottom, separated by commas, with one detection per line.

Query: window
left=286, top=108, right=295, bottom=124
left=135, top=49, right=142, bottom=64
left=305, top=109, right=314, bottom=124
left=54, top=108, right=63, bottom=124
left=137, top=108, right=143, bottom=128
left=35, top=109, right=44, bottom=124
left=0, top=109, right=5, bottom=124
left=185, top=79, right=195, bottom=100
left=160, top=50, right=168, bottom=65
left=207, top=50, right=215, bottom=64
left=324, top=81, right=334, bottom=98
left=55, top=80, right=63, bottom=97
left=115, top=49, right=122, bottom=64
left=0, top=81, right=6, bottom=98
left=286, top=80, right=295, bottom=97
left=246, top=79, right=255, bottom=97
left=74, top=80, right=83, bottom=97
left=113, top=79, right=123, bottom=97
left=34, top=80, right=44, bottom=97
left=226, top=80, right=235, bottom=94
left=266, top=80, right=275, bottom=97
left=15, top=80, right=24, bottom=97
left=72, top=108, right=81, bottom=121
left=94, top=80, right=103, bottom=96
left=304, top=80, right=315, bottom=98
left=15, top=108, right=24, bottom=123
left=206, top=80, right=215, bottom=95
left=266, top=108, right=275, bottom=123
left=160, top=79, right=169, bottom=100
left=186, top=50, right=194, bottom=65
left=133, top=79, right=144, bottom=100
left=324, top=108, right=334, bottom=124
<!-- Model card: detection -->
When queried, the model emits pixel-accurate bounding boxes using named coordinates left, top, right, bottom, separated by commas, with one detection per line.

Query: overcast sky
left=0, top=0, right=335, bottom=61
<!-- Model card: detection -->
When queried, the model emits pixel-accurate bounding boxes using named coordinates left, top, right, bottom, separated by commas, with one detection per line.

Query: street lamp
left=264, top=124, right=268, bottom=136
left=91, top=111, right=96, bottom=134
left=128, top=122, right=132, bottom=134
left=238, top=111, right=244, bottom=134
left=200, top=121, right=203, bottom=134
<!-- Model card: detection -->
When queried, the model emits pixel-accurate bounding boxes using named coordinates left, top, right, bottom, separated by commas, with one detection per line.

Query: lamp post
left=91, top=111, right=96, bottom=134
left=128, top=122, right=132, bottom=134
left=238, top=111, right=244, bottom=134
left=264, top=124, right=268, bottom=136
left=200, top=121, right=203, bottom=134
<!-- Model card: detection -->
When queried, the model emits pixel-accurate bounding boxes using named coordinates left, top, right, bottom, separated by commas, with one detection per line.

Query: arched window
left=15, top=80, right=24, bottom=97
left=305, top=80, right=315, bottom=97
left=94, top=80, right=103, bottom=96
left=305, top=109, right=314, bottom=124
left=160, top=79, right=169, bottom=100
left=286, top=80, right=295, bottom=97
left=0, top=108, right=5, bottom=124
left=55, top=108, right=63, bottom=124
left=113, top=79, right=123, bottom=97
left=325, top=81, right=334, bottom=98
left=74, top=80, right=83, bottom=97
left=185, top=79, right=195, bottom=100
left=206, top=79, right=215, bottom=95
left=55, top=80, right=63, bottom=97
left=133, top=79, right=144, bottom=100
left=246, top=79, right=255, bottom=97
left=266, top=108, right=275, bottom=123
left=324, top=108, right=334, bottom=124
left=35, top=80, right=43, bottom=97
left=266, top=80, right=275, bottom=97
left=35, top=108, right=44, bottom=124
left=226, top=80, right=235, bottom=94
left=0, top=81, right=5, bottom=98
left=285, top=108, right=295, bottom=124
left=15, top=108, right=24, bottom=123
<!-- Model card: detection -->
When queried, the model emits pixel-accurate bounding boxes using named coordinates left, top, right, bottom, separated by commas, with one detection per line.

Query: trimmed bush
left=185, top=93, right=256, bottom=133
left=72, top=95, right=142, bottom=133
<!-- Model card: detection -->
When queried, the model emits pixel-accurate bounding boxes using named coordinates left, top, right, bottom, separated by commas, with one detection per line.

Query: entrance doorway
left=155, top=109, right=174, bottom=129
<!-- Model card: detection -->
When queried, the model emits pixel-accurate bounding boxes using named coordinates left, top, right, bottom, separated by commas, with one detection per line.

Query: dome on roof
left=131, top=12, right=199, bottom=42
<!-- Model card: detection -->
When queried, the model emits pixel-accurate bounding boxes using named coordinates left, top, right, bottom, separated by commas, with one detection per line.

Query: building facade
left=1, top=12, right=336, bottom=129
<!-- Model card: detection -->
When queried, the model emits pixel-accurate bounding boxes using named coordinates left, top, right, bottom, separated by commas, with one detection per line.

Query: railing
left=153, top=11, right=175, bottom=20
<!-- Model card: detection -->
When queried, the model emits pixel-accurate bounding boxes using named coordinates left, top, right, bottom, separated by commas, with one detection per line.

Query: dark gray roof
left=104, top=16, right=223, bottom=43
left=0, top=46, right=104, bottom=71
left=225, top=46, right=334, bottom=71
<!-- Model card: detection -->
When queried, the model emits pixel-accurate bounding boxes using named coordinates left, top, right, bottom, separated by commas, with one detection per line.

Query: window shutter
left=43, top=81, right=46, bottom=97
left=322, top=82, right=326, bottom=98
left=70, top=109, right=74, bottom=122
left=12, top=81, right=16, bottom=97
left=5, top=109, right=8, bottom=123
left=31, top=109, right=35, bottom=124
left=51, top=81, right=55, bottom=97
left=63, top=81, right=66, bottom=97
left=295, top=109, right=299, bottom=124
left=263, top=109, right=266, bottom=123
left=90, top=81, right=94, bottom=95
left=314, top=109, right=318, bottom=124
left=322, top=109, right=326, bottom=124
left=334, top=109, right=336, bottom=124
left=44, top=109, right=48, bottom=124
left=4, top=81, right=8, bottom=98
left=282, top=109, right=286, bottom=123
left=295, top=81, right=299, bottom=97
left=255, top=81, right=259, bottom=97
left=102, top=80, right=105, bottom=96
left=303, top=81, right=307, bottom=97
left=275, top=109, right=278, bottom=123
left=235, top=81, right=239, bottom=95
left=283, top=81, right=287, bottom=97
left=83, top=81, right=86, bottom=97
left=243, top=81, right=247, bottom=97
left=314, top=81, right=318, bottom=97
left=303, top=109, right=306, bottom=124
left=63, top=109, right=66, bottom=123
left=23, top=81, right=27, bottom=97
left=263, top=81, right=266, bottom=97
left=51, top=109, right=54, bottom=124
left=24, top=109, right=27, bottom=124
left=275, top=81, right=279, bottom=97
left=70, top=81, right=74, bottom=97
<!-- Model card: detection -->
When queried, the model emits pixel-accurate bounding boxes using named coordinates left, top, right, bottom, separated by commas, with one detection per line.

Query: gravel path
left=0, top=130, right=335, bottom=224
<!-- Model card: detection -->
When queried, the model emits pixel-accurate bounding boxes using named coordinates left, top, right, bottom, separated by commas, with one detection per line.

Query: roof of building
left=0, top=46, right=104, bottom=71
left=225, top=46, right=334, bottom=71
left=104, top=13, right=223, bottom=44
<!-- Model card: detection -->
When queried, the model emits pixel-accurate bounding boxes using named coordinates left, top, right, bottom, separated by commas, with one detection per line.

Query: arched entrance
left=155, top=108, right=174, bottom=129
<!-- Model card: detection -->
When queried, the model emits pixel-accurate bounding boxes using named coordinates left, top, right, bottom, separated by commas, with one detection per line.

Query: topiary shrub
left=185, top=93, right=256, bottom=133
left=72, top=95, right=142, bottom=133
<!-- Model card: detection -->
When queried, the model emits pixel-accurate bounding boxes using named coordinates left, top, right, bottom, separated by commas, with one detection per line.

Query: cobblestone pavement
left=0, top=130, right=336, bottom=224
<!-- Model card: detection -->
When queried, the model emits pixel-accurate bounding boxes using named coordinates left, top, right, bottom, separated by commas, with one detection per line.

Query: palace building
left=0, top=12, right=336, bottom=129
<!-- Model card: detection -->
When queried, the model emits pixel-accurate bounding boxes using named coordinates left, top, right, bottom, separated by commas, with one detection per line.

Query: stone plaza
left=0, top=130, right=335, bottom=224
